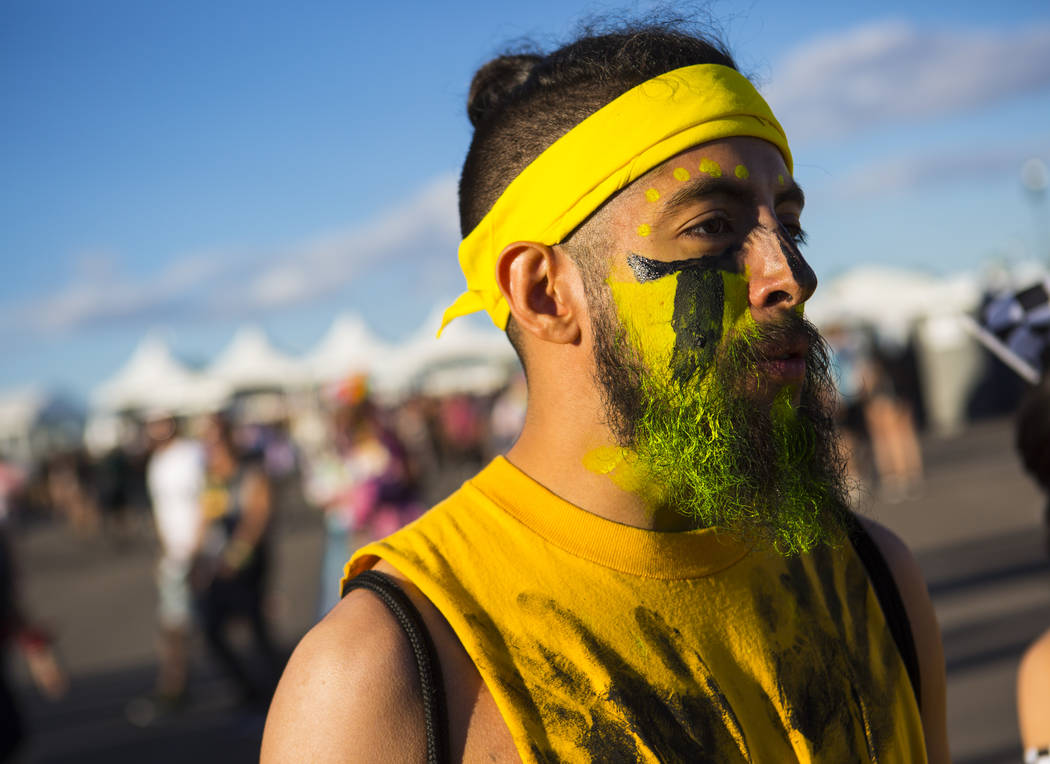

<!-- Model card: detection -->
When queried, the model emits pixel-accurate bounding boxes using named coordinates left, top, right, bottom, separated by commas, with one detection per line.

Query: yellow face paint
left=644, top=188, right=660, bottom=202
left=605, top=261, right=756, bottom=389
left=777, top=174, right=785, bottom=186
left=581, top=445, right=664, bottom=504
left=637, top=223, right=652, bottom=237
left=607, top=272, right=679, bottom=378
left=734, top=164, right=750, bottom=179
left=673, top=167, right=691, bottom=182
left=698, top=158, right=722, bottom=177
left=720, top=269, right=753, bottom=336
left=585, top=258, right=758, bottom=497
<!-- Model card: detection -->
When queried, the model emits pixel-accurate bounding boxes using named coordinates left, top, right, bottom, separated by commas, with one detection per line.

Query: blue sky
left=3, top=0, right=1049, bottom=399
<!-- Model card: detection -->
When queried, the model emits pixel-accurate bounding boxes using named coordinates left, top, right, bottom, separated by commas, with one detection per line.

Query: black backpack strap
left=342, top=570, right=449, bottom=764
left=847, top=516, right=922, bottom=711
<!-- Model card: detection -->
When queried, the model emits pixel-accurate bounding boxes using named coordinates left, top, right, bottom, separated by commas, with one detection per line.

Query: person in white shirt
left=141, top=413, right=204, bottom=714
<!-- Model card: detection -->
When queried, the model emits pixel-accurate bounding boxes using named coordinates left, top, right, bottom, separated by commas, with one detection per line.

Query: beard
left=590, top=297, right=853, bottom=555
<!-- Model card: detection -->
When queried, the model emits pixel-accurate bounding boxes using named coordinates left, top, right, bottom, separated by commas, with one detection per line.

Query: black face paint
left=771, top=226, right=816, bottom=294
left=626, top=251, right=742, bottom=385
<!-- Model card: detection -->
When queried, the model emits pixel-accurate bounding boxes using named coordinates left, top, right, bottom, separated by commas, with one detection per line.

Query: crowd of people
left=0, top=371, right=527, bottom=755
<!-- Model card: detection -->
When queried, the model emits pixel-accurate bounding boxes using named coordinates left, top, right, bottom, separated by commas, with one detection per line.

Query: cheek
left=606, top=269, right=758, bottom=380
left=608, top=275, right=679, bottom=368
left=720, top=270, right=754, bottom=335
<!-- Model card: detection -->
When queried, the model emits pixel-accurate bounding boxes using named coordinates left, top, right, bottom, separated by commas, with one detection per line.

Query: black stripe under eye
left=626, top=251, right=740, bottom=283
left=626, top=254, right=681, bottom=282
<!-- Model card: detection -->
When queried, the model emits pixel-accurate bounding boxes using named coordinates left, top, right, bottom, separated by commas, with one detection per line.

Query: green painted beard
left=591, top=301, right=852, bottom=556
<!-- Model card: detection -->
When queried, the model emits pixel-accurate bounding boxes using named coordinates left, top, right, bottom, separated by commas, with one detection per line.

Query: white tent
left=374, top=306, right=517, bottom=396
left=92, top=336, right=231, bottom=415
left=0, top=387, right=84, bottom=464
left=208, top=325, right=309, bottom=392
left=306, top=313, right=391, bottom=384
left=806, top=265, right=981, bottom=341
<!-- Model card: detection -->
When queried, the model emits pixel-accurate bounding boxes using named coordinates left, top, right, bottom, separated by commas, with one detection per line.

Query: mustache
left=721, top=313, right=830, bottom=373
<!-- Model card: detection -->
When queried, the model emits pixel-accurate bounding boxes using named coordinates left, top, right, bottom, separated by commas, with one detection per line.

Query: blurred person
left=92, top=421, right=142, bottom=545
left=0, top=455, right=67, bottom=760
left=393, top=395, right=440, bottom=485
left=438, top=393, right=485, bottom=467
left=265, top=20, right=948, bottom=761
left=306, top=376, right=424, bottom=618
left=127, top=412, right=204, bottom=724
left=262, top=419, right=298, bottom=483
left=861, top=338, right=925, bottom=502
left=193, top=413, right=282, bottom=708
left=825, top=323, right=871, bottom=493
left=1015, top=356, right=1050, bottom=760
left=45, top=449, right=98, bottom=536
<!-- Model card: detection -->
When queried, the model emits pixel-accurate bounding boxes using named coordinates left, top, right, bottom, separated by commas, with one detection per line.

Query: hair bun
left=466, top=54, right=542, bottom=128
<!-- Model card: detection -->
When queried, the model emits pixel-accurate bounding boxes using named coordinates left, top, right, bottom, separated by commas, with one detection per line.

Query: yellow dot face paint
left=698, top=158, right=722, bottom=177
left=777, top=174, right=785, bottom=186
left=637, top=223, right=652, bottom=237
left=644, top=188, right=660, bottom=203
left=673, top=167, right=691, bottom=182
left=734, top=164, right=750, bottom=180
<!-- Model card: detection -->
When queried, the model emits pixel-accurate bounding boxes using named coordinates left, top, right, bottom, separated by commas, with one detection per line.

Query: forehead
left=630, top=136, right=789, bottom=199
left=586, top=136, right=794, bottom=242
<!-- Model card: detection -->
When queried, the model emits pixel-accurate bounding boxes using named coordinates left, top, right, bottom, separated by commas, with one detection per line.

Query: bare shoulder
left=260, top=577, right=427, bottom=763
left=262, top=560, right=520, bottom=763
left=855, top=516, right=925, bottom=597
left=855, top=515, right=950, bottom=763
left=1018, top=626, right=1050, bottom=748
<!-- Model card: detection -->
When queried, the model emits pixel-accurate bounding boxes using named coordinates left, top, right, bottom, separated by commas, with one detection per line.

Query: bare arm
left=262, top=559, right=518, bottom=762
left=234, top=467, right=271, bottom=549
left=859, top=516, right=950, bottom=764
left=261, top=587, right=427, bottom=763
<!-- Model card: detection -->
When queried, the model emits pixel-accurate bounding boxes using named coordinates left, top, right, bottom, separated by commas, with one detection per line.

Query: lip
left=758, top=357, right=807, bottom=384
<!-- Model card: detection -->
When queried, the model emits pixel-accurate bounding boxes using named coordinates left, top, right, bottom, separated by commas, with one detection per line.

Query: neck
left=505, top=360, right=693, bottom=533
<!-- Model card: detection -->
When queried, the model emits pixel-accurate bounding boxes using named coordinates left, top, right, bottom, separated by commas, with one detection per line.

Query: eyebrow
left=659, top=175, right=807, bottom=220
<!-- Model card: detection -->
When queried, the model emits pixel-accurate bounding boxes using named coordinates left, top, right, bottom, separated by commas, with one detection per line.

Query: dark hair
left=1017, top=372, right=1050, bottom=556
left=458, top=23, right=738, bottom=237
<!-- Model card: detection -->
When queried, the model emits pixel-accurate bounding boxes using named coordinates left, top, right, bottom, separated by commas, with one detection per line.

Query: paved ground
left=7, top=416, right=1048, bottom=762
left=871, top=418, right=1050, bottom=763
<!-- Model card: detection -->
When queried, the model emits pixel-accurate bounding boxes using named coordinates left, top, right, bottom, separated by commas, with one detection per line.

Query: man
left=133, top=412, right=203, bottom=721
left=263, top=23, right=949, bottom=762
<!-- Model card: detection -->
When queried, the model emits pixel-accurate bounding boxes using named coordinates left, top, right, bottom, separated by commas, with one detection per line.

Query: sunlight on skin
left=580, top=148, right=803, bottom=511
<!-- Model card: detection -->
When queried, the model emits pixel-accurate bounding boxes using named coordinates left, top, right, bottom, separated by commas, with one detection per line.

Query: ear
left=496, top=241, right=584, bottom=345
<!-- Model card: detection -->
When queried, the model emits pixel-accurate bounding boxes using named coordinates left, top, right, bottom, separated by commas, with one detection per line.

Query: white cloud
left=234, top=173, right=459, bottom=309
left=767, top=20, right=1050, bottom=142
left=8, top=173, right=461, bottom=334
left=832, top=143, right=1049, bottom=197
left=18, top=249, right=227, bottom=332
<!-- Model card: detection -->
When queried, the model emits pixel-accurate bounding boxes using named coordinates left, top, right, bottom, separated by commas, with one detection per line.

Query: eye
left=684, top=214, right=732, bottom=239
left=784, top=224, right=808, bottom=246
left=777, top=214, right=807, bottom=246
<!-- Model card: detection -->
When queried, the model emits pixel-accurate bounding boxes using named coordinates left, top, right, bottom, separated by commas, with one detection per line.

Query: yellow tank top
left=343, top=457, right=926, bottom=762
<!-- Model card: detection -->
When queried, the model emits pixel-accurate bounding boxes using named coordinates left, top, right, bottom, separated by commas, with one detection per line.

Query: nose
left=743, top=226, right=817, bottom=314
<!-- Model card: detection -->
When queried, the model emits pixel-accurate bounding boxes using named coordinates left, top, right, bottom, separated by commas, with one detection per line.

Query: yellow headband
left=440, top=63, right=792, bottom=335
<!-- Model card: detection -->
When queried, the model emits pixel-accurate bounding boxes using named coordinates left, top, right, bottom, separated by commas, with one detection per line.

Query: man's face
left=581, top=137, right=850, bottom=553
left=598, top=137, right=815, bottom=397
